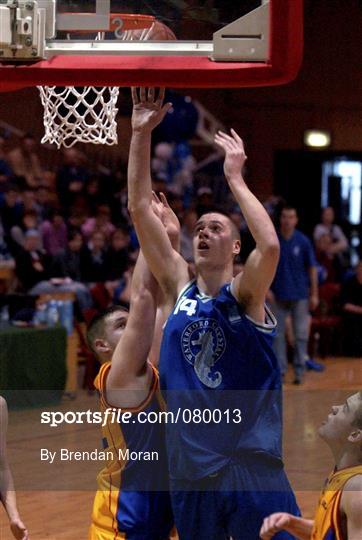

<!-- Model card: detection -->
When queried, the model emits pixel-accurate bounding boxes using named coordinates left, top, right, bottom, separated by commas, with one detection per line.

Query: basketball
left=128, top=20, right=176, bottom=41
left=108, top=14, right=176, bottom=42
left=147, top=20, right=176, bottom=41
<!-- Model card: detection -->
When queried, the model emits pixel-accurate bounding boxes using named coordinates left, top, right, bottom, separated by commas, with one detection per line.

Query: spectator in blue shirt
left=341, top=260, right=362, bottom=357
left=56, top=148, right=89, bottom=211
left=270, top=206, right=319, bottom=384
left=0, top=133, right=12, bottom=185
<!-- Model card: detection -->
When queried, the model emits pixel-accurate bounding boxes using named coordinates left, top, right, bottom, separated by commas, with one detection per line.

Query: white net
left=38, top=85, right=120, bottom=148
left=38, top=18, right=155, bottom=148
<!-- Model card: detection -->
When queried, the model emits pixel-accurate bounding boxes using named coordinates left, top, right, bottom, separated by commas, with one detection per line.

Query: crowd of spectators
left=0, top=130, right=361, bottom=359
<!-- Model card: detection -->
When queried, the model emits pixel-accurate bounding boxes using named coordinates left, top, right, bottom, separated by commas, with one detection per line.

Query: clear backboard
left=0, top=0, right=303, bottom=91
left=54, top=0, right=269, bottom=42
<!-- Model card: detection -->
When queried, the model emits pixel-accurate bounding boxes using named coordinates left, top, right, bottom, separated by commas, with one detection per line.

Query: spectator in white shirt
left=313, top=206, right=348, bottom=257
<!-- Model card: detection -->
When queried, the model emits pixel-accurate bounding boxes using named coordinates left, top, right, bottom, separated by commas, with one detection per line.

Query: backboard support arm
left=56, top=0, right=110, bottom=32
left=0, top=0, right=270, bottom=62
left=0, top=0, right=303, bottom=90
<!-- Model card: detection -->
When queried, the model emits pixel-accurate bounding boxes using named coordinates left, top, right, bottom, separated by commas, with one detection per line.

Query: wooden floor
left=1, top=356, right=361, bottom=539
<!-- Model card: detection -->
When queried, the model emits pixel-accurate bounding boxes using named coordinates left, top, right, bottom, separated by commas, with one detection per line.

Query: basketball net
left=38, top=16, right=155, bottom=148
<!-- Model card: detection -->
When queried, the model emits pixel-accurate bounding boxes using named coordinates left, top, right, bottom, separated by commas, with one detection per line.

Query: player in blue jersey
left=86, top=195, right=179, bottom=540
left=127, top=87, right=300, bottom=540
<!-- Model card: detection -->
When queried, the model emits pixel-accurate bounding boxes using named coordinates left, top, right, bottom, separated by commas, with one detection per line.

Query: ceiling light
left=304, top=130, right=331, bottom=148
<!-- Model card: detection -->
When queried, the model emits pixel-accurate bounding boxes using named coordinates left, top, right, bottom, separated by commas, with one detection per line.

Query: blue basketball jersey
left=159, top=279, right=283, bottom=480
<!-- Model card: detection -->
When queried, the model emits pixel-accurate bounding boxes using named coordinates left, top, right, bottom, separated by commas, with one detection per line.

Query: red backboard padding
left=0, top=0, right=303, bottom=91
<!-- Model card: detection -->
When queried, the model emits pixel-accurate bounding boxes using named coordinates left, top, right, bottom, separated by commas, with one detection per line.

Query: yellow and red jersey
left=311, top=465, right=362, bottom=540
left=89, top=362, right=173, bottom=540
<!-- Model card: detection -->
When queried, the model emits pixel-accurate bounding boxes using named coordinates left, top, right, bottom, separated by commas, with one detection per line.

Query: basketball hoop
left=38, top=14, right=157, bottom=148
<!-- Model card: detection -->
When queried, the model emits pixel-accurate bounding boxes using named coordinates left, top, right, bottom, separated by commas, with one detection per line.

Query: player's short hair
left=201, top=211, right=241, bottom=243
left=67, top=228, right=82, bottom=242
left=281, top=205, right=298, bottom=215
left=352, top=391, right=362, bottom=429
left=86, top=305, right=128, bottom=356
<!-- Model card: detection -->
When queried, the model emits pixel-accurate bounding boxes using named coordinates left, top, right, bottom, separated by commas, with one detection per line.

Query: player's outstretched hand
left=151, top=191, right=180, bottom=245
left=10, top=517, right=29, bottom=540
left=214, top=129, right=247, bottom=181
left=259, top=512, right=292, bottom=539
left=131, top=87, right=172, bottom=133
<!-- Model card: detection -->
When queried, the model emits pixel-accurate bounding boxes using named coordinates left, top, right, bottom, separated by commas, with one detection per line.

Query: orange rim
left=110, top=14, right=156, bottom=32
left=60, top=13, right=156, bottom=33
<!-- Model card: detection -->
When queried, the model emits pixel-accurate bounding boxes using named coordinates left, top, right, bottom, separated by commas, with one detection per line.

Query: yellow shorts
left=89, top=489, right=125, bottom=540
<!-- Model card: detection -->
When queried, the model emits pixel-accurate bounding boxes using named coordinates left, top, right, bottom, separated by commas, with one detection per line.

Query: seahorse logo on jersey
left=181, top=319, right=226, bottom=388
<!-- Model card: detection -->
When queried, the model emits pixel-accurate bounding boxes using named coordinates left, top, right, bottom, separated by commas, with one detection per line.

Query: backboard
left=0, top=0, right=303, bottom=91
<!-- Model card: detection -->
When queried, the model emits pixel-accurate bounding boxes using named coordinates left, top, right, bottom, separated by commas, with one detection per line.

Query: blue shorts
left=90, top=489, right=174, bottom=540
left=170, top=455, right=300, bottom=540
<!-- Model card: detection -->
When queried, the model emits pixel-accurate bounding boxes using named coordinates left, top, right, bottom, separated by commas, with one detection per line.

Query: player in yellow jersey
left=87, top=194, right=179, bottom=540
left=260, top=391, right=362, bottom=539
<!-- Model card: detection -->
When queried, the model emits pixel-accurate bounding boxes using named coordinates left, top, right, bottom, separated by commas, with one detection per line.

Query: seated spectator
left=151, top=141, right=196, bottom=195
left=0, top=219, right=15, bottom=269
left=7, top=133, right=43, bottom=188
left=263, top=195, right=286, bottom=225
left=56, top=148, right=88, bottom=210
left=172, top=168, right=194, bottom=199
left=341, top=260, right=362, bottom=356
left=313, top=207, right=348, bottom=259
left=81, top=204, right=115, bottom=242
left=34, top=186, right=53, bottom=220
left=21, top=188, right=41, bottom=215
left=42, top=170, right=57, bottom=192
left=173, top=142, right=196, bottom=181
left=151, top=175, right=168, bottom=197
left=84, top=176, right=106, bottom=215
left=180, top=208, right=197, bottom=262
left=195, top=186, right=215, bottom=216
left=165, top=192, right=184, bottom=222
left=0, top=184, right=23, bottom=239
left=10, top=209, right=40, bottom=254
left=40, top=209, right=68, bottom=256
left=229, top=207, right=246, bottom=234
left=229, top=206, right=255, bottom=263
left=92, top=228, right=133, bottom=305
left=113, top=260, right=136, bottom=309
left=51, top=230, right=85, bottom=282
left=31, top=229, right=92, bottom=311
left=151, top=142, right=174, bottom=183
left=315, top=232, right=344, bottom=283
left=15, top=230, right=51, bottom=292
left=67, top=206, right=87, bottom=230
left=0, top=131, right=12, bottom=186
left=81, top=231, right=108, bottom=284
left=105, top=228, right=131, bottom=281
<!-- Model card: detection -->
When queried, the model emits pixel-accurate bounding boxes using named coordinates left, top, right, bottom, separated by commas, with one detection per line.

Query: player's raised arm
left=148, top=192, right=182, bottom=366
left=107, top=193, right=182, bottom=402
left=128, top=87, right=188, bottom=298
left=214, top=129, right=280, bottom=322
left=0, top=397, right=29, bottom=540
left=106, top=250, right=157, bottom=398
